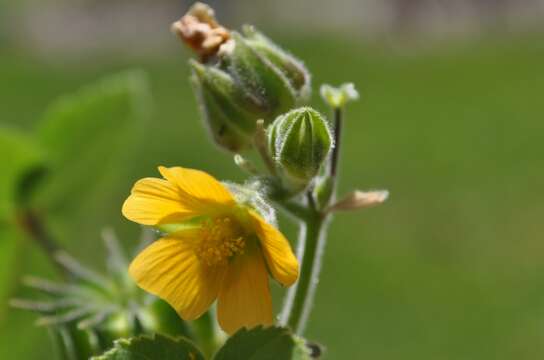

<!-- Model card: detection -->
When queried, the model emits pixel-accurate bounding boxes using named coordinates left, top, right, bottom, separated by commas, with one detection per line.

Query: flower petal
left=158, top=166, right=234, bottom=209
left=122, top=177, right=199, bottom=225
left=129, top=231, right=224, bottom=320
left=217, top=246, right=273, bottom=334
left=251, top=212, right=299, bottom=287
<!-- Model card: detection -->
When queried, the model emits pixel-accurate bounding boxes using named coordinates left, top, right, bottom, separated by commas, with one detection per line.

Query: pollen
left=195, top=216, right=246, bottom=266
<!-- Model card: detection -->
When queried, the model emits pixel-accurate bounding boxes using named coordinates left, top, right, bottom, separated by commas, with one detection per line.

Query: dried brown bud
left=326, top=190, right=389, bottom=213
left=171, top=2, right=230, bottom=60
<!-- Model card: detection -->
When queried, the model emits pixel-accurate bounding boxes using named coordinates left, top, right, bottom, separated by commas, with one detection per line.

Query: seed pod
left=268, top=107, right=333, bottom=191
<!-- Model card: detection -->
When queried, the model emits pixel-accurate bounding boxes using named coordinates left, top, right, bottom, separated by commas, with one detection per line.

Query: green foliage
left=2, top=33, right=544, bottom=360
left=0, top=127, right=44, bottom=322
left=0, top=126, right=44, bottom=219
left=49, top=323, right=97, bottom=360
left=1, top=70, right=153, bottom=359
left=213, top=326, right=313, bottom=360
left=11, top=230, right=191, bottom=356
left=93, top=334, right=204, bottom=360
left=34, top=70, right=151, bottom=212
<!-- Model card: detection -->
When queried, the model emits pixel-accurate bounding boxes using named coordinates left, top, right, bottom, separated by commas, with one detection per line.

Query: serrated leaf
left=0, top=126, right=44, bottom=219
left=33, top=70, right=151, bottom=212
left=213, top=326, right=313, bottom=360
left=93, top=334, right=204, bottom=360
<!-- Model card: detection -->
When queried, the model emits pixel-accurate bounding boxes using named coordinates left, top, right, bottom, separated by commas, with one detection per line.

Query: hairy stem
left=330, top=107, right=343, bottom=178
left=279, top=106, right=344, bottom=334
left=280, top=210, right=329, bottom=334
left=273, top=198, right=312, bottom=221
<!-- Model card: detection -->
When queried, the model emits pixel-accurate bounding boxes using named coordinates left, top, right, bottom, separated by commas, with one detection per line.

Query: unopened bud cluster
left=175, top=2, right=311, bottom=152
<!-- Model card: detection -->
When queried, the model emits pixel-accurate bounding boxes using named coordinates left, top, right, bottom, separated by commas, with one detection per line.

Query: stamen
left=195, top=216, right=246, bottom=266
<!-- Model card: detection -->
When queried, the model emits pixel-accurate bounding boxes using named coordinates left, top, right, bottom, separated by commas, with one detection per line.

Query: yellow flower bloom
left=122, top=166, right=299, bottom=334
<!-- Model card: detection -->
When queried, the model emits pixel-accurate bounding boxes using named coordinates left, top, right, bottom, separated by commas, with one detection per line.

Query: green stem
left=280, top=209, right=328, bottom=334
left=191, top=310, right=223, bottom=358
left=16, top=209, right=66, bottom=277
left=272, top=198, right=312, bottom=221
left=329, top=107, right=343, bottom=178
left=279, top=106, right=345, bottom=334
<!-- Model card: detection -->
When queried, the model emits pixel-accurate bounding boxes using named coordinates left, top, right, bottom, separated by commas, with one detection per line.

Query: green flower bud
left=190, top=60, right=260, bottom=152
left=174, top=3, right=311, bottom=152
left=268, top=107, right=333, bottom=191
left=242, top=25, right=311, bottom=102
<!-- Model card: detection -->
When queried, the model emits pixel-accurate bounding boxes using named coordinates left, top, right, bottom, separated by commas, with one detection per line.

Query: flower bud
left=241, top=25, right=311, bottom=102
left=190, top=60, right=260, bottom=151
left=173, top=2, right=311, bottom=152
left=320, top=82, right=359, bottom=109
left=326, top=190, right=389, bottom=213
left=268, top=107, right=333, bottom=191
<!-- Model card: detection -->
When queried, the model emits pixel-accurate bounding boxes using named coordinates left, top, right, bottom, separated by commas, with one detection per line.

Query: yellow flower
left=122, top=166, right=299, bottom=334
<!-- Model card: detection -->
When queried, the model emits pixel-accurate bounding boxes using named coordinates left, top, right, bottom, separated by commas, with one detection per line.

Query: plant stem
left=16, top=209, right=66, bottom=276
left=279, top=106, right=344, bottom=334
left=280, top=210, right=328, bottom=334
left=272, top=198, right=311, bottom=221
left=330, top=107, right=343, bottom=178
left=191, top=310, right=222, bottom=358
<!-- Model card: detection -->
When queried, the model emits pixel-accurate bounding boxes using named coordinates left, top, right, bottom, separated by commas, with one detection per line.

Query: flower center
left=195, top=216, right=246, bottom=266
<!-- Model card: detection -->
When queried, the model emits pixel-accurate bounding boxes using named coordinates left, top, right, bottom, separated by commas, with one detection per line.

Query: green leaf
left=0, top=127, right=44, bottom=320
left=33, top=70, right=151, bottom=212
left=213, top=326, right=314, bottom=360
left=0, top=126, right=44, bottom=219
left=93, top=334, right=204, bottom=360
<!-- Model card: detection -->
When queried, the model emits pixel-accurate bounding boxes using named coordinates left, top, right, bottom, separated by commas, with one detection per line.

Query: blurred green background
left=1, top=0, right=544, bottom=359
